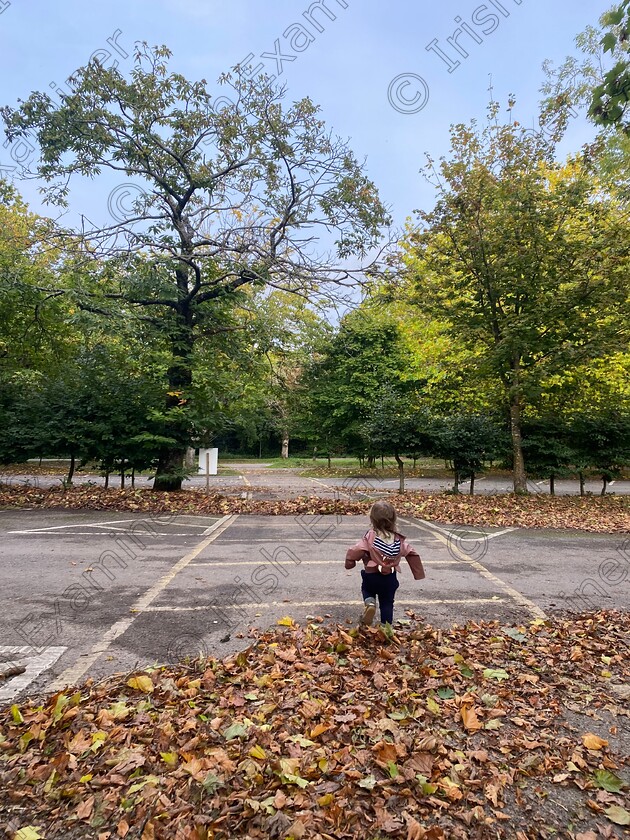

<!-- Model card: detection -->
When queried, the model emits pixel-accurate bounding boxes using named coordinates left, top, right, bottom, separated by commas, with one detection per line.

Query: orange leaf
left=310, top=722, right=331, bottom=738
left=582, top=733, right=608, bottom=750
left=461, top=704, right=482, bottom=732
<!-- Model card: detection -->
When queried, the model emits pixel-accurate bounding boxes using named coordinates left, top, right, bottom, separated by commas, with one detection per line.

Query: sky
left=0, top=0, right=611, bottom=234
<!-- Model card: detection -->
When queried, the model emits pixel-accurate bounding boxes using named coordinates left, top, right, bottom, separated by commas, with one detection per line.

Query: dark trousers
left=361, top=570, right=399, bottom=624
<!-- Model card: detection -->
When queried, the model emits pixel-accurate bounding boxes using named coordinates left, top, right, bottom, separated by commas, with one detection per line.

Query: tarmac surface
left=1, top=507, right=627, bottom=703
left=3, top=461, right=629, bottom=497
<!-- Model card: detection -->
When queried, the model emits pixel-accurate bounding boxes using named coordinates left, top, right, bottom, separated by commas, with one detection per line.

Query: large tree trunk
left=509, top=396, right=528, bottom=494
left=155, top=447, right=188, bottom=490
left=281, top=435, right=289, bottom=459
left=154, top=301, right=194, bottom=491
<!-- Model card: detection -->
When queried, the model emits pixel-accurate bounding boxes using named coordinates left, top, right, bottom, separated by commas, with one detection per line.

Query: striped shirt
left=373, top=534, right=401, bottom=558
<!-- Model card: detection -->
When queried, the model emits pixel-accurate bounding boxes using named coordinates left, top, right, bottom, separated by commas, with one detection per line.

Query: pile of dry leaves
left=1, top=611, right=628, bottom=840
left=0, top=486, right=628, bottom=533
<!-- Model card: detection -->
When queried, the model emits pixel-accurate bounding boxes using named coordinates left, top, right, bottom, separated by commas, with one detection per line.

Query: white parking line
left=7, top=532, right=219, bottom=537
left=215, top=537, right=373, bottom=543
left=48, top=514, right=237, bottom=692
left=0, top=646, right=67, bottom=702
left=9, top=518, right=140, bottom=534
left=145, top=597, right=505, bottom=613
left=427, top=525, right=517, bottom=542
left=187, top=558, right=462, bottom=567
left=400, top=518, right=547, bottom=620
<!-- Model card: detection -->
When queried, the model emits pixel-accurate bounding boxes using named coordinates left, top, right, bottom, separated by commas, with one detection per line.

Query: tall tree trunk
left=394, top=451, right=405, bottom=494
left=579, top=471, right=585, bottom=497
left=469, top=472, right=475, bottom=495
left=154, top=303, right=194, bottom=491
left=281, top=435, right=289, bottom=459
left=104, top=470, right=109, bottom=490
left=120, top=459, right=125, bottom=489
left=601, top=475, right=608, bottom=496
left=549, top=473, right=555, bottom=496
left=509, top=396, right=527, bottom=494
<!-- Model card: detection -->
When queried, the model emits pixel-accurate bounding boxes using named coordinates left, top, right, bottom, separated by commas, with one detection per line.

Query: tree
left=589, top=1, right=630, bottom=132
left=361, top=385, right=429, bottom=493
left=569, top=411, right=630, bottom=495
left=2, top=343, right=163, bottom=484
left=302, top=309, right=413, bottom=464
left=541, top=7, right=630, bottom=198
left=401, top=103, right=629, bottom=493
left=2, top=45, right=389, bottom=489
left=432, top=415, right=503, bottom=495
left=522, top=418, right=574, bottom=496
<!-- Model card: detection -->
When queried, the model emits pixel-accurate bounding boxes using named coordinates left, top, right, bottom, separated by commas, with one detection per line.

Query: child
left=345, top=500, right=425, bottom=626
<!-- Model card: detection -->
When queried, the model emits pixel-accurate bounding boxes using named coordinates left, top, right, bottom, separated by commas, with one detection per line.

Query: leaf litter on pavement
left=1, top=611, right=628, bottom=839
left=0, top=486, right=628, bottom=532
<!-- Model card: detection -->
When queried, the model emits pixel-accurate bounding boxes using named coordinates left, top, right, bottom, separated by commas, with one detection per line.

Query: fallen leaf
left=582, top=733, right=608, bottom=750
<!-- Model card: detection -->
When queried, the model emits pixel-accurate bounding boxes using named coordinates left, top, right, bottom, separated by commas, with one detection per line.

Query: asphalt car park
left=1, top=508, right=627, bottom=702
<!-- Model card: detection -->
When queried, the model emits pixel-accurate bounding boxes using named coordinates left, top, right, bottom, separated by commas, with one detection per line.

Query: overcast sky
left=0, top=0, right=610, bottom=231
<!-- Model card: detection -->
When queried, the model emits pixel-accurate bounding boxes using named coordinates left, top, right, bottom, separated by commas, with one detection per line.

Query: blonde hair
left=369, top=500, right=397, bottom=536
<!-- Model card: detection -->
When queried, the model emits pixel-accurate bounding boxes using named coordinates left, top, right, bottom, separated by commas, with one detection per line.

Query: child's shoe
left=361, top=598, right=376, bottom=626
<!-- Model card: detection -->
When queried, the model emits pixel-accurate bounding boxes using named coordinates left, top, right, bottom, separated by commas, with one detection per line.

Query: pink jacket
left=345, top=529, right=425, bottom=579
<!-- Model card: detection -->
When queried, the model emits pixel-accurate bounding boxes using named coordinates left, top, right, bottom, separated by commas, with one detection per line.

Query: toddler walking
left=345, top=501, right=425, bottom=626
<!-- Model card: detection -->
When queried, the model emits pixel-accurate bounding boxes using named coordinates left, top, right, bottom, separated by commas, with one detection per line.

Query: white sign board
left=198, top=448, right=218, bottom=475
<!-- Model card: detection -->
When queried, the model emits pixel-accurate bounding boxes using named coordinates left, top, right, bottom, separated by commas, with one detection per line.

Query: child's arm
left=345, top=539, right=369, bottom=569
left=400, top=539, right=425, bottom=580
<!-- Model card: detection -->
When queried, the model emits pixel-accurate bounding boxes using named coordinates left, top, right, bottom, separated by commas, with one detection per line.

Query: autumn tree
left=401, top=103, right=629, bottom=492
left=2, top=45, right=389, bottom=489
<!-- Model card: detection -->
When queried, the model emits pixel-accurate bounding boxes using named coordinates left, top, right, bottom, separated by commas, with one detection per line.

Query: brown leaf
left=461, top=704, right=482, bottom=732
left=76, top=794, right=95, bottom=821
left=141, top=822, right=155, bottom=840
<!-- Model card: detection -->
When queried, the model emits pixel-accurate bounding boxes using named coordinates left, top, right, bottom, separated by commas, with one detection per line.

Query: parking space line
left=0, top=646, right=67, bottom=702
left=427, top=525, right=517, bottom=542
left=400, top=517, right=547, bottom=620
left=9, top=518, right=140, bottom=534
left=145, top=597, right=505, bottom=613
left=47, top=514, right=237, bottom=692
left=187, top=558, right=461, bottom=567
left=6, top=532, right=223, bottom=537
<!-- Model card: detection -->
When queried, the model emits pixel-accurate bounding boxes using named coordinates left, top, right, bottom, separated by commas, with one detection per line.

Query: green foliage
left=1, top=45, right=388, bottom=487
left=432, top=415, right=505, bottom=493
left=301, top=309, right=415, bottom=458
left=589, top=1, right=630, bottom=131
left=401, top=101, right=630, bottom=490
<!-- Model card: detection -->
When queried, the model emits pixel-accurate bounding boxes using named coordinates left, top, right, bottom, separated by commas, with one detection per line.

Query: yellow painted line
left=48, top=514, right=237, bottom=692
left=399, top=517, right=547, bottom=620
left=145, top=597, right=505, bottom=612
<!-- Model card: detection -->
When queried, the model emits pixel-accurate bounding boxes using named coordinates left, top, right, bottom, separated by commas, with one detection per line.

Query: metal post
left=206, top=451, right=210, bottom=494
